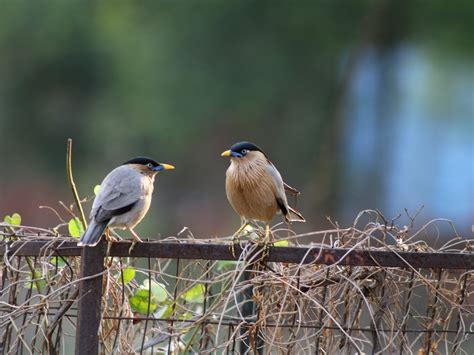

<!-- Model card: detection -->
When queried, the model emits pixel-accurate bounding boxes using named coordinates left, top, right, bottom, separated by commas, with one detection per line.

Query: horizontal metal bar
left=1, top=240, right=472, bottom=269
left=5, top=308, right=472, bottom=335
left=103, top=316, right=474, bottom=334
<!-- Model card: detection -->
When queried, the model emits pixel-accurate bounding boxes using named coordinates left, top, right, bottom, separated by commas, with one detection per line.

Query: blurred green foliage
left=0, top=1, right=472, bottom=237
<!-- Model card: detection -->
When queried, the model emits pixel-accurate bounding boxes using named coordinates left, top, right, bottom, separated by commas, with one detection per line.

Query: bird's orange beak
left=221, top=150, right=231, bottom=157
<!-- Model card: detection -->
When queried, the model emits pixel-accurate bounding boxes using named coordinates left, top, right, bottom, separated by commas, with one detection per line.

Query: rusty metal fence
left=1, top=226, right=473, bottom=354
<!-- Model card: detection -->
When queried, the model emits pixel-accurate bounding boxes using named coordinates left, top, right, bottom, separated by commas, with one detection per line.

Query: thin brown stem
left=66, top=138, right=87, bottom=228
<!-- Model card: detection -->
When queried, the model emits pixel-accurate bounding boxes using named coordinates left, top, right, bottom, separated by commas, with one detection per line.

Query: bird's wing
left=91, top=166, right=143, bottom=222
left=265, top=161, right=305, bottom=223
left=264, top=162, right=288, bottom=204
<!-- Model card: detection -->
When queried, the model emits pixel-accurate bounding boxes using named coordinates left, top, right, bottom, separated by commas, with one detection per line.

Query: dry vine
left=1, top=208, right=473, bottom=354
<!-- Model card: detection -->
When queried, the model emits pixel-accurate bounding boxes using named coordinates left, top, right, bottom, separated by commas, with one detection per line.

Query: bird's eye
left=241, top=149, right=248, bottom=155
left=147, top=163, right=154, bottom=169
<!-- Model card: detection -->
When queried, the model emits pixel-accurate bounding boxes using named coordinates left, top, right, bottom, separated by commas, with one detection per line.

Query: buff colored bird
left=221, top=141, right=305, bottom=246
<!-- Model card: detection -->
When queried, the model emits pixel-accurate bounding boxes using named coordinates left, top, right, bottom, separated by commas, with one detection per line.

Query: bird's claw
left=263, top=242, right=271, bottom=260
left=258, top=240, right=271, bottom=261
left=259, top=225, right=272, bottom=261
left=106, top=241, right=113, bottom=256
left=132, top=234, right=143, bottom=243
left=128, top=235, right=143, bottom=254
left=104, top=229, right=117, bottom=259
left=128, top=241, right=136, bottom=254
left=228, top=223, right=248, bottom=258
left=105, top=234, right=119, bottom=243
left=229, top=236, right=240, bottom=258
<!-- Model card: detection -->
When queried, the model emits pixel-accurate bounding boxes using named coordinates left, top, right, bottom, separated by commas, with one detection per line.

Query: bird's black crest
left=123, top=156, right=159, bottom=167
left=230, top=141, right=263, bottom=153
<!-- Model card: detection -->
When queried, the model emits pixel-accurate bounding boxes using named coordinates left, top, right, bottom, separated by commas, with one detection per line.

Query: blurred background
left=0, top=1, right=472, bottom=241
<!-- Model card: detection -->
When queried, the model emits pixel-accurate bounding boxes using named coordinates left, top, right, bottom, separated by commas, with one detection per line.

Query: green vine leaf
left=129, top=279, right=168, bottom=315
left=119, top=267, right=135, bottom=285
left=179, top=312, right=193, bottom=320
left=155, top=304, right=173, bottom=319
left=68, top=218, right=84, bottom=238
left=216, top=260, right=237, bottom=271
left=142, top=279, right=168, bottom=302
left=50, top=257, right=67, bottom=268
left=129, top=289, right=157, bottom=314
left=3, top=213, right=21, bottom=226
left=181, top=284, right=205, bottom=303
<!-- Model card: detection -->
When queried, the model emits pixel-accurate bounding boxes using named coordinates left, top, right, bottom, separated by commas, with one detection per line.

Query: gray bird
left=221, top=141, right=305, bottom=243
left=78, top=157, right=175, bottom=247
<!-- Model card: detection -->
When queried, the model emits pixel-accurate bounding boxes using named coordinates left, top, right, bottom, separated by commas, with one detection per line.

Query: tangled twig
left=0, top=211, right=472, bottom=354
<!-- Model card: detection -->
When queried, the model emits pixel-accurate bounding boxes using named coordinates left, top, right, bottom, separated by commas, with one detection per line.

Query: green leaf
left=274, top=240, right=289, bottom=247
left=135, top=288, right=152, bottom=298
left=24, top=270, right=47, bottom=290
left=179, top=312, right=193, bottom=320
left=93, top=185, right=101, bottom=196
left=119, top=267, right=135, bottom=285
left=155, top=304, right=173, bottom=319
left=10, top=213, right=21, bottom=225
left=50, top=257, right=67, bottom=268
left=216, top=260, right=237, bottom=271
left=68, top=218, right=84, bottom=238
left=142, top=279, right=168, bottom=302
left=3, top=213, right=21, bottom=226
left=181, top=284, right=205, bottom=303
left=129, top=289, right=157, bottom=314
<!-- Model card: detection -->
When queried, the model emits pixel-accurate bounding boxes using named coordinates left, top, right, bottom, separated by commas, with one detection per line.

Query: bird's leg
left=262, top=224, right=272, bottom=259
left=229, top=220, right=248, bottom=258
left=128, top=228, right=143, bottom=242
left=128, top=227, right=143, bottom=254
left=105, top=228, right=116, bottom=258
left=265, top=224, right=271, bottom=242
left=105, top=228, right=119, bottom=242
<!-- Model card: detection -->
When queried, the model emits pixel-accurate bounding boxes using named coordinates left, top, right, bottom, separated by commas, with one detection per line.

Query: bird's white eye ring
left=147, top=163, right=154, bottom=169
left=241, top=149, right=248, bottom=155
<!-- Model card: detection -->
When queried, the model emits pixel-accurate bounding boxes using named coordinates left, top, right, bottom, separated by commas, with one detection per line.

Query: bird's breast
left=225, top=163, right=278, bottom=223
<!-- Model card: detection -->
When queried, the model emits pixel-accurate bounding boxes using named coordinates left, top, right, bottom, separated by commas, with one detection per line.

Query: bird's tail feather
left=77, top=221, right=108, bottom=247
left=285, top=206, right=306, bottom=223
left=284, top=182, right=300, bottom=196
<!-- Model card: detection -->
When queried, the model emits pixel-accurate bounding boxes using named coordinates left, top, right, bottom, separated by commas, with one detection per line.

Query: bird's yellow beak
left=221, top=150, right=231, bottom=157
left=160, top=163, right=175, bottom=170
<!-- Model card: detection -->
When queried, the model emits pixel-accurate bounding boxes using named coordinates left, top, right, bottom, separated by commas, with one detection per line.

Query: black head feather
left=230, top=141, right=263, bottom=154
left=123, top=156, right=159, bottom=167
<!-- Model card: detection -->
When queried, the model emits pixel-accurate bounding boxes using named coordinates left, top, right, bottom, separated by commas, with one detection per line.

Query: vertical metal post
left=239, top=266, right=254, bottom=355
left=75, top=240, right=105, bottom=355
